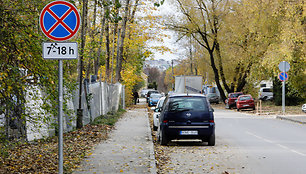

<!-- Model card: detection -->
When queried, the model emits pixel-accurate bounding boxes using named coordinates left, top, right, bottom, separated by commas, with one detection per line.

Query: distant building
left=143, top=59, right=179, bottom=71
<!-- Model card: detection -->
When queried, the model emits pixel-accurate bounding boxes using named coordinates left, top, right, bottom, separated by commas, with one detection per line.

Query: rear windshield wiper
left=169, top=109, right=191, bottom=112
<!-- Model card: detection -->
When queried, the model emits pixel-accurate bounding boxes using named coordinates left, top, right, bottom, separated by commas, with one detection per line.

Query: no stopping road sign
left=278, top=72, right=288, bottom=82
left=40, top=1, right=80, bottom=41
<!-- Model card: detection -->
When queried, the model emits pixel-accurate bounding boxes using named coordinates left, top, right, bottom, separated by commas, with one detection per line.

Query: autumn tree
left=0, top=0, right=77, bottom=139
left=167, top=0, right=232, bottom=101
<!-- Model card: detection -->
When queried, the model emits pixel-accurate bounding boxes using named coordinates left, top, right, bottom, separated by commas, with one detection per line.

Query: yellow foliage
left=121, top=66, right=142, bottom=106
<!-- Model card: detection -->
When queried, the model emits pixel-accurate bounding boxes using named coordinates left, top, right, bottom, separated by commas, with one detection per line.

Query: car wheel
left=159, top=129, right=169, bottom=145
left=208, top=134, right=215, bottom=146
left=153, top=125, right=158, bottom=131
left=237, top=108, right=240, bottom=111
left=252, top=107, right=255, bottom=110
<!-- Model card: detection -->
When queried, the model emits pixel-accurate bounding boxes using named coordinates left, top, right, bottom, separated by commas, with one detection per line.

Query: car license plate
left=180, top=130, right=198, bottom=135
left=243, top=104, right=249, bottom=107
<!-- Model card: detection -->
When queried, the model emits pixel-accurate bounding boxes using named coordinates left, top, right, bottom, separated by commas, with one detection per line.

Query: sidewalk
left=74, top=99, right=156, bottom=174
left=276, top=114, right=306, bottom=124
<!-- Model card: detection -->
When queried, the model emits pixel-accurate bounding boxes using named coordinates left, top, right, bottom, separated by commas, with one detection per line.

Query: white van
left=258, top=87, right=273, bottom=100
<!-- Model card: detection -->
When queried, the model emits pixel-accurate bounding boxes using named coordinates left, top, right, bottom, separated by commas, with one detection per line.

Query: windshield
left=150, top=94, right=162, bottom=98
left=231, top=93, right=242, bottom=98
left=207, top=93, right=216, bottom=97
left=239, top=96, right=252, bottom=101
left=168, top=97, right=208, bottom=112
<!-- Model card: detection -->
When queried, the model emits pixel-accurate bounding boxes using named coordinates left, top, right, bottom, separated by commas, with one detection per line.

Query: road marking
left=246, top=131, right=274, bottom=143
left=246, top=131, right=306, bottom=157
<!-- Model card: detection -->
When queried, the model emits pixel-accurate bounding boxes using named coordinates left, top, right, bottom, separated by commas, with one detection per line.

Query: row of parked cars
left=225, top=92, right=255, bottom=111
left=140, top=89, right=165, bottom=107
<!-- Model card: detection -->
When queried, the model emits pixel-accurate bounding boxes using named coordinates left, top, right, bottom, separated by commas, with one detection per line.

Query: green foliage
left=170, top=0, right=304, bottom=100
left=133, top=80, right=145, bottom=93
left=273, top=77, right=304, bottom=106
left=0, top=0, right=78, bottom=141
left=148, top=82, right=158, bottom=90
left=92, top=109, right=126, bottom=126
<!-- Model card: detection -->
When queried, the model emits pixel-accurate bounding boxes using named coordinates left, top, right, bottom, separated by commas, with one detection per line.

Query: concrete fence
left=1, top=81, right=125, bottom=141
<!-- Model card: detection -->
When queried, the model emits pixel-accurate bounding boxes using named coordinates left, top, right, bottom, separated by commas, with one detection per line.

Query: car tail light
left=163, top=120, right=168, bottom=123
left=209, top=120, right=214, bottom=123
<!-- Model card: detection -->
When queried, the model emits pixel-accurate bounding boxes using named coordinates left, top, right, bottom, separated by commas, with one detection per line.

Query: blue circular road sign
left=40, top=1, right=80, bottom=41
left=278, top=72, right=288, bottom=82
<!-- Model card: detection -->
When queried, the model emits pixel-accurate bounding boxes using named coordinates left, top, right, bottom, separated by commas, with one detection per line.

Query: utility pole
left=189, top=36, right=193, bottom=75
left=171, top=59, right=174, bottom=91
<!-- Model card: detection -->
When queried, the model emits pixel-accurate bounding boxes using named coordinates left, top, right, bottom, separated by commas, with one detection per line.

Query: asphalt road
left=215, top=109, right=306, bottom=174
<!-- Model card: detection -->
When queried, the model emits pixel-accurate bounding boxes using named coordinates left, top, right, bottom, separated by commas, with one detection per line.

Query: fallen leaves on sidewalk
left=0, top=124, right=111, bottom=173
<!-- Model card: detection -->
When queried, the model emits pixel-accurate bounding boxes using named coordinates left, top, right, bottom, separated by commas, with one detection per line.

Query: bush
left=273, top=77, right=304, bottom=106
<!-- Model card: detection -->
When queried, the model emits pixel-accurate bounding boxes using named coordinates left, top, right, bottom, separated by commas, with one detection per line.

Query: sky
left=145, top=0, right=187, bottom=61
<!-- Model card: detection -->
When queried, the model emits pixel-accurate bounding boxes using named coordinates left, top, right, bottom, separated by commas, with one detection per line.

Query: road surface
left=216, top=109, right=306, bottom=173
left=154, top=108, right=306, bottom=174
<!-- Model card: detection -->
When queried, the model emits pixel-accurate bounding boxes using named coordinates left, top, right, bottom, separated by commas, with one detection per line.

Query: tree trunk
left=215, top=41, right=231, bottom=93
left=105, top=20, right=110, bottom=81
left=111, top=0, right=120, bottom=83
left=95, top=13, right=106, bottom=76
left=208, top=49, right=227, bottom=102
left=77, top=0, right=88, bottom=129
left=116, top=0, right=130, bottom=82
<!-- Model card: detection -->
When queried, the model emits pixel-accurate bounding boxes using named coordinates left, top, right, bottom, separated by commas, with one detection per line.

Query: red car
left=236, top=95, right=255, bottom=111
left=225, top=92, right=243, bottom=109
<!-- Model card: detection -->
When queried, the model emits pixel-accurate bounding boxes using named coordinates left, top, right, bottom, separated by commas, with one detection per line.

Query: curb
left=276, top=116, right=306, bottom=125
left=145, top=109, right=157, bottom=174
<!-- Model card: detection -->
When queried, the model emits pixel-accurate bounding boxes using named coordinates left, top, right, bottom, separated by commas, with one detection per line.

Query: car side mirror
left=154, top=108, right=161, bottom=112
left=210, top=108, right=214, bottom=112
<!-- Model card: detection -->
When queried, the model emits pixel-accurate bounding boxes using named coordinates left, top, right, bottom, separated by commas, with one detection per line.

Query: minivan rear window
left=263, top=88, right=272, bottom=92
left=168, top=97, right=208, bottom=112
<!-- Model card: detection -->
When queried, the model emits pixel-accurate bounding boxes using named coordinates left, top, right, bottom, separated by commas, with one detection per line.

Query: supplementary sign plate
left=43, top=42, right=78, bottom=59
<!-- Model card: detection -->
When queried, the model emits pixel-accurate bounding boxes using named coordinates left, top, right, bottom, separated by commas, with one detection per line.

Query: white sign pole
left=40, top=1, right=80, bottom=173
left=279, top=61, right=290, bottom=115
left=282, top=63, right=286, bottom=115
left=58, top=59, right=64, bottom=174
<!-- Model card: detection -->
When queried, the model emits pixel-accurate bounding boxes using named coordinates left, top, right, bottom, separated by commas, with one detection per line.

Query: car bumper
left=149, top=101, right=158, bottom=106
left=161, top=123, right=215, bottom=139
left=209, top=99, right=219, bottom=103
left=237, top=103, right=255, bottom=109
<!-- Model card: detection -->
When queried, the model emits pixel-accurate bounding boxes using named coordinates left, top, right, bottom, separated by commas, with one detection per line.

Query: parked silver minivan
left=258, top=87, right=273, bottom=101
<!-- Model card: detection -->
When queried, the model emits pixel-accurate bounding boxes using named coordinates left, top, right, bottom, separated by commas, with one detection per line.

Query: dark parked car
left=206, top=93, right=220, bottom=104
left=140, top=89, right=155, bottom=98
left=157, top=94, right=215, bottom=146
left=225, top=92, right=243, bottom=109
left=236, top=95, right=255, bottom=111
